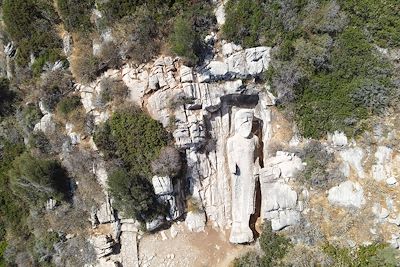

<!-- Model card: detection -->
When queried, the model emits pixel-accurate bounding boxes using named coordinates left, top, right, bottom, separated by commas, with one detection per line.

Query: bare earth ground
left=138, top=223, right=254, bottom=267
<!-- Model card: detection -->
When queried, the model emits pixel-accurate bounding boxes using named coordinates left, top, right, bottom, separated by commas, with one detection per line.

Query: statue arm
left=254, top=136, right=260, bottom=177
left=227, top=138, right=237, bottom=174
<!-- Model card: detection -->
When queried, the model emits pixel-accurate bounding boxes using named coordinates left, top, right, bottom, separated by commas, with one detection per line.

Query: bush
left=108, top=168, right=163, bottom=221
left=98, top=41, right=122, bottom=69
left=299, top=141, right=344, bottom=189
left=40, top=70, right=74, bottom=112
left=56, top=96, right=82, bottom=117
left=114, top=7, right=161, bottom=63
left=71, top=42, right=100, bottom=84
left=339, top=0, right=400, bottom=48
left=0, top=78, right=16, bottom=117
left=94, top=107, right=169, bottom=177
left=9, top=153, right=71, bottom=207
left=20, top=104, right=42, bottom=131
left=151, top=146, right=182, bottom=177
left=99, top=78, right=129, bottom=105
left=295, top=27, right=392, bottom=138
left=3, top=0, right=62, bottom=67
left=233, top=221, right=291, bottom=267
left=323, top=243, right=399, bottom=267
left=233, top=251, right=262, bottom=267
left=169, top=16, right=199, bottom=65
left=56, top=0, right=95, bottom=33
left=223, top=0, right=269, bottom=47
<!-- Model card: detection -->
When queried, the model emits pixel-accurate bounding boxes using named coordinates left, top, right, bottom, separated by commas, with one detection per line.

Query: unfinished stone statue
left=227, top=109, right=259, bottom=243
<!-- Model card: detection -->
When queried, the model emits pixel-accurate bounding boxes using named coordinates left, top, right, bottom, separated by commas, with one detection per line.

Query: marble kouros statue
left=227, top=109, right=260, bottom=243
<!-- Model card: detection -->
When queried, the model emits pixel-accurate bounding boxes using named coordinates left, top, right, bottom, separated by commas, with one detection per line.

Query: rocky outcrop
left=33, top=114, right=56, bottom=135
left=340, top=148, right=365, bottom=178
left=372, top=146, right=394, bottom=182
left=260, top=152, right=304, bottom=231
left=119, top=219, right=139, bottom=267
left=200, top=46, right=271, bottom=81
left=328, top=181, right=365, bottom=208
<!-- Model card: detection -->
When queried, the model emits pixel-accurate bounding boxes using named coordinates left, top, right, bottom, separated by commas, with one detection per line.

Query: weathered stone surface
left=89, top=235, right=115, bottom=259
left=340, top=148, right=365, bottom=178
left=386, top=177, right=397, bottom=185
left=185, top=211, right=206, bottom=232
left=328, top=181, right=365, bottom=208
left=180, top=65, right=194, bottom=83
left=66, top=123, right=80, bottom=145
left=328, top=131, right=348, bottom=147
left=372, top=146, right=393, bottom=182
left=33, top=114, right=55, bottom=135
left=262, top=182, right=297, bottom=212
left=120, top=222, right=139, bottom=267
left=146, top=216, right=165, bottom=232
left=222, top=42, right=242, bottom=57
left=372, top=203, right=389, bottom=220
left=227, top=109, right=259, bottom=243
left=96, top=199, right=114, bottom=224
left=260, top=151, right=301, bottom=231
left=152, top=176, right=173, bottom=195
left=46, top=198, right=57, bottom=210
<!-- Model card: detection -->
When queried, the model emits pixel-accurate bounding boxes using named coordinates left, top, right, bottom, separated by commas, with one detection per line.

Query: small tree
left=0, top=78, right=16, bottom=117
left=9, top=153, right=70, bottom=206
left=108, top=169, right=163, bottom=222
left=151, top=146, right=182, bottom=177
left=169, top=16, right=199, bottom=65
left=259, top=221, right=291, bottom=266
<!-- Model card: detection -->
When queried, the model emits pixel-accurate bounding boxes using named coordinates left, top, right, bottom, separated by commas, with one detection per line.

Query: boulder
left=180, top=66, right=194, bottom=83
left=328, top=181, right=365, bottom=208
left=33, top=114, right=55, bottom=135
left=372, top=146, right=393, bottom=182
left=329, top=131, right=348, bottom=147
left=340, top=148, right=365, bottom=178
left=185, top=211, right=206, bottom=232
left=152, top=176, right=173, bottom=195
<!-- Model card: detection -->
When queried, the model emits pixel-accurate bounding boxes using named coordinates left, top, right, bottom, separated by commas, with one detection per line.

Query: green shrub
left=56, top=96, right=82, bottom=117
left=71, top=50, right=100, bottom=84
left=233, top=251, right=262, bottom=267
left=339, top=0, right=400, bottom=48
left=9, top=153, right=71, bottom=207
left=108, top=168, right=163, bottom=222
left=0, top=78, right=16, bottom=117
left=299, top=141, right=344, bottom=189
left=21, top=104, right=42, bottom=131
left=223, top=0, right=268, bottom=47
left=94, top=107, right=169, bottom=177
left=169, top=16, right=199, bottom=65
left=233, top=221, right=291, bottom=267
left=99, top=78, right=128, bottom=104
left=0, top=241, right=7, bottom=267
left=56, top=0, right=95, bottom=33
left=295, top=27, right=392, bottom=138
left=114, top=7, right=160, bottom=63
left=323, top=243, right=399, bottom=267
left=3, top=0, right=62, bottom=67
left=40, top=70, right=74, bottom=112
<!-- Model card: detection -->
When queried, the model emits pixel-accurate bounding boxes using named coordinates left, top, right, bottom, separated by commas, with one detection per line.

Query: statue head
left=234, top=109, right=254, bottom=138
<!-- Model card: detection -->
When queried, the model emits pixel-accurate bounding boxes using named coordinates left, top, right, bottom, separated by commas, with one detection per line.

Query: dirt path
left=138, top=223, right=253, bottom=267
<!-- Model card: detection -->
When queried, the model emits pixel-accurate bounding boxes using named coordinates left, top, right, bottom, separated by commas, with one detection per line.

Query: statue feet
left=229, top=222, right=254, bottom=244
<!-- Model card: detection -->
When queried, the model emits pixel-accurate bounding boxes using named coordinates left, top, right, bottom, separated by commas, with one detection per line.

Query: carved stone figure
left=227, top=109, right=259, bottom=243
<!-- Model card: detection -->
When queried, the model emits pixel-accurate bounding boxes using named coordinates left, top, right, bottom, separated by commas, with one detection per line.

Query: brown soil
left=138, top=223, right=254, bottom=267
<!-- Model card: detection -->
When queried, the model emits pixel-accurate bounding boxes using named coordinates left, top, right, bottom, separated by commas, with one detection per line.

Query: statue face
left=235, top=110, right=253, bottom=138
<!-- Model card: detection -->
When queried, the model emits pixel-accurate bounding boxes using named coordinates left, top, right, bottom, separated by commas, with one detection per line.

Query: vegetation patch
left=224, top=0, right=399, bottom=138
left=94, top=107, right=169, bottom=177
left=3, top=0, right=63, bottom=67
left=108, top=168, right=163, bottom=222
